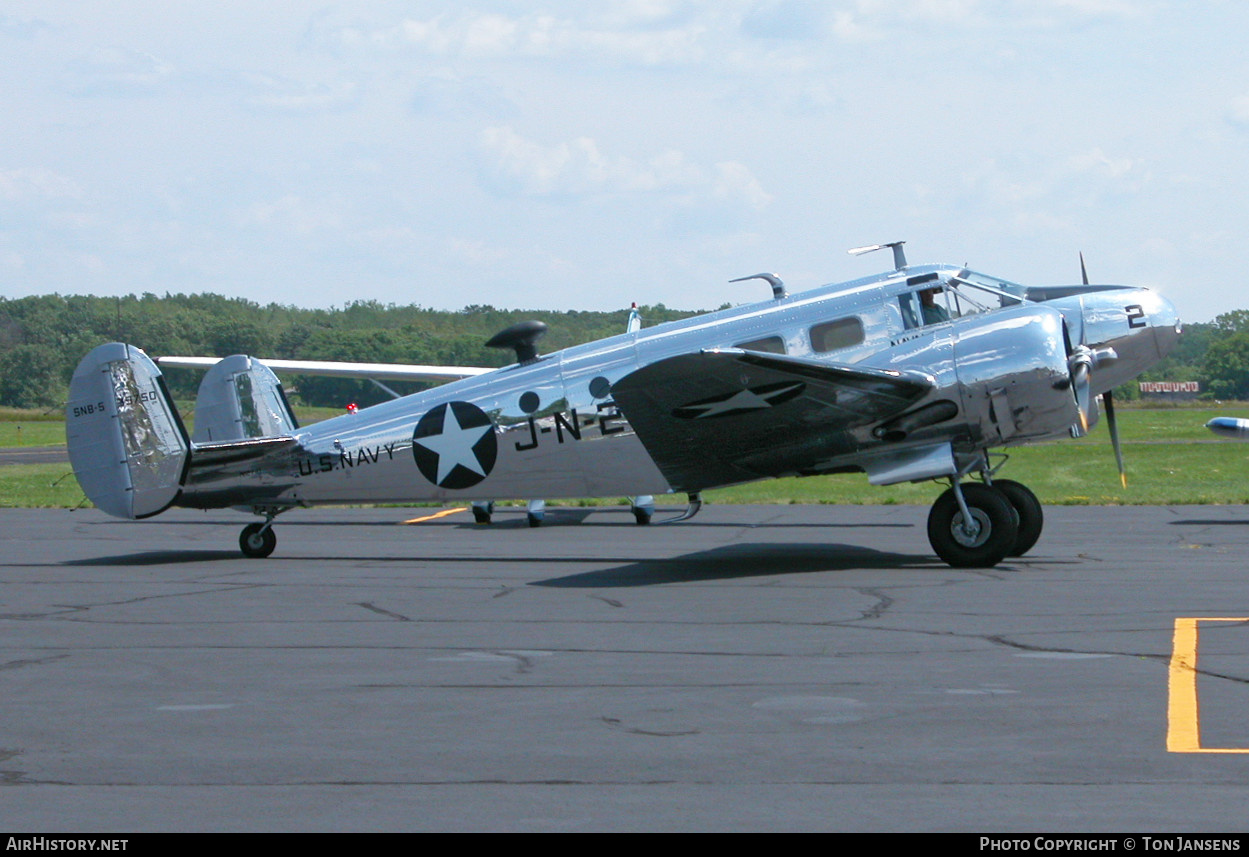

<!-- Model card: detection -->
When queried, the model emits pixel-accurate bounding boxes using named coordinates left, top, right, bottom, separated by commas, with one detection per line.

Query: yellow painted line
left=1168, top=617, right=1249, bottom=753
left=401, top=507, right=468, bottom=524
left=1168, top=618, right=1201, bottom=752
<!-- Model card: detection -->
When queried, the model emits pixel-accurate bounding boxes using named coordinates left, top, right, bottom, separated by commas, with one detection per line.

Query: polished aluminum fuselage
left=178, top=264, right=1180, bottom=508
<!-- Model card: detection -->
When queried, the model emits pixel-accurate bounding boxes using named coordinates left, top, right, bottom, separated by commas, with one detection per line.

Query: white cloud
left=0, top=13, right=51, bottom=39
left=239, top=73, right=357, bottom=113
left=67, top=46, right=174, bottom=96
left=1046, top=0, right=1149, bottom=17
left=1229, top=94, right=1249, bottom=127
left=477, top=126, right=771, bottom=209
left=1068, top=147, right=1143, bottom=184
left=0, top=167, right=81, bottom=201
left=239, top=195, right=343, bottom=234
left=391, top=11, right=709, bottom=65
left=447, top=237, right=508, bottom=267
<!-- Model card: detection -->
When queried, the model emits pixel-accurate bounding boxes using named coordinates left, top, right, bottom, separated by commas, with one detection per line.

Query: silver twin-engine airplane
left=66, top=243, right=1179, bottom=568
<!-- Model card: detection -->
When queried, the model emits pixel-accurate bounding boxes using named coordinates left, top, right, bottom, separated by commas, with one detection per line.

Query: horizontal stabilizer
left=611, top=349, right=934, bottom=491
left=191, top=435, right=300, bottom=467
left=66, top=343, right=190, bottom=519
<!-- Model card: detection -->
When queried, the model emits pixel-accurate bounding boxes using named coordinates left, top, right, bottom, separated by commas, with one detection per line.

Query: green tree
left=0, top=344, right=65, bottom=409
left=1201, top=330, right=1249, bottom=400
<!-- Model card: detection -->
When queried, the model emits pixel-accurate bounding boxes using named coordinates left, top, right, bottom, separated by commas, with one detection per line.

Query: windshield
left=952, top=269, right=1029, bottom=299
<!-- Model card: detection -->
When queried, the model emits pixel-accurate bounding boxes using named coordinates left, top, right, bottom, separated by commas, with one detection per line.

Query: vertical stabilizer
left=66, top=343, right=190, bottom=519
left=191, top=355, right=298, bottom=443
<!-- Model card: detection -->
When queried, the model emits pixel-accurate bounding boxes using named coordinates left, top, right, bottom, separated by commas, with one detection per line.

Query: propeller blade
left=1080, top=251, right=1090, bottom=286
left=1103, top=389, right=1127, bottom=488
left=1068, top=348, right=1094, bottom=437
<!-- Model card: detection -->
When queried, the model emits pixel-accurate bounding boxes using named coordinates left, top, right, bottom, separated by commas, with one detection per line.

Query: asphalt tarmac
left=3, top=503, right=1249, bottom=832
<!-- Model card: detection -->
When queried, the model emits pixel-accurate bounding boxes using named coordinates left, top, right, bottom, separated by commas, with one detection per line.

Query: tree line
left=0, top=293, right=702, bottom=410
left=0, top=291, right=1238, bottom=412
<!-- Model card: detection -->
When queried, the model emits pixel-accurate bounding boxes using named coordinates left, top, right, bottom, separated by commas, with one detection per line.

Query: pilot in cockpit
left=919, top=288, right=950, bottom=324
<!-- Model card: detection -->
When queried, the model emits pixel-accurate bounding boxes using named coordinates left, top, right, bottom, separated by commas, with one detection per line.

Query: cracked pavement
left=2, top=504, right=1249, bottom=831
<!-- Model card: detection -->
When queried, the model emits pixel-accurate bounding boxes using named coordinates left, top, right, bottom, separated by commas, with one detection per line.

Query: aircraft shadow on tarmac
left=61, top=539, right=936, bottom=579
left=447, top=510, right=914, bottom=530
left=531, top=542, right=938, bottom=588
left=1169, top=519, right=1249, bottom=526
left=63, top=550, right=240, bottom=566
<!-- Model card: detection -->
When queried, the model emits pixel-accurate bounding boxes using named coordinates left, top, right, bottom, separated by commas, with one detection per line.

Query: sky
left=2, top=1, right=1246, bottom=322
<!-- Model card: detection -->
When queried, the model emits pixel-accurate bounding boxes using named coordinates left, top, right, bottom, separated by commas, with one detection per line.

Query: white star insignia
left=685, top=388, right=774, bottom=419
left=414, top=406, right=493, bottom=485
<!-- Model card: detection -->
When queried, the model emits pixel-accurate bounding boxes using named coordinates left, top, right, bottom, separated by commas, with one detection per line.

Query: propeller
left=1070, top=252, right=1127, bottom=487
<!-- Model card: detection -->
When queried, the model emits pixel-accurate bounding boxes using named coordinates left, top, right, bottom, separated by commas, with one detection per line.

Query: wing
left=610, top=349, right=935, bottom=492
left=155, top=356, right=491, bottom=383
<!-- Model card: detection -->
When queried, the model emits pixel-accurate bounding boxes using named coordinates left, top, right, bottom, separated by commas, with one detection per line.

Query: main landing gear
left=238, top=507, right=290, bottom=558
left=926, top=475, right=1043, bottom=568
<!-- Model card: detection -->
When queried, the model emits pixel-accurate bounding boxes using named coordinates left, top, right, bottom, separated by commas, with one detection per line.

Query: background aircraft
left=1206, top=417, right=1249, bottom=439
left=66, top=243, right=1179, bottom=568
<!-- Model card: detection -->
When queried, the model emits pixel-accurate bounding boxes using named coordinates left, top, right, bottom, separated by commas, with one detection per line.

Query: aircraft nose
left=1144, top=289, right=1182, bottom=360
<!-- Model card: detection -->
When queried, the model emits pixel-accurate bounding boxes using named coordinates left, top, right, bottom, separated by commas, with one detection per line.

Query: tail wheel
left=992, top=479, right=1044, bottom=557
left=239, top=523, right=277, bottom=558
left=927, top=484, right=1017, bottom=568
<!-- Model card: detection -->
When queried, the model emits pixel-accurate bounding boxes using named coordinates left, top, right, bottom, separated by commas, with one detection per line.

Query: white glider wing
left=155, top=356, right=491, bottom=383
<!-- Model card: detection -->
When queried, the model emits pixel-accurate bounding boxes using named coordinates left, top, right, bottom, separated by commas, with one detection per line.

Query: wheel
left=992, top=479, right=1043, bottom=556
left=632, top=495, right=654, bottom=525
left=526, top=499, right=545, bottom=528
left=239, top=522, right=276, bottom=558
left=926, top=484, right=1017, bottom=568
left=472, top=502, right=494, bottom=524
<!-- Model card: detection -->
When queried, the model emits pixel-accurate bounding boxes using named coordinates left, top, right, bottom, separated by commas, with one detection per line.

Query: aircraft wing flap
left=610, top=349, right=934, bottom=492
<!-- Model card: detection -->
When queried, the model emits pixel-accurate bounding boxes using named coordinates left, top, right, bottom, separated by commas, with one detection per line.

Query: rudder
left=66, top=343, right=190, bottom=519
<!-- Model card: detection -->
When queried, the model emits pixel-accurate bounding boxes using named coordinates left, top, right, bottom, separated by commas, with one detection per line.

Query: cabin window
left=810, top=317, right=864, bottom=352
left=735, top=335, right=786, bottom=355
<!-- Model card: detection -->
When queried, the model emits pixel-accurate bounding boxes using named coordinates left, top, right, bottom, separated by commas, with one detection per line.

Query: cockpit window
left=735, top=335, right=786, bottom=355
left=954, top=269, right=1027, bottom=297
left=918, top=288, right=951, bottom=324
left=900, top=289, right=950, bottom=328
left=945, top=277, right=1023, bottom=316
left=810, top=317, right=864, bottom=352
left=898, top=274, right=1026, bottom=330
left=950, top=270, right=1027, bottom=309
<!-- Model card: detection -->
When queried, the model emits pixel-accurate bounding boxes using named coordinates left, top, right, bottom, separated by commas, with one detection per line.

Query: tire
left=527, top=512, right=543, bottom=528
left=926, top=484, right=1018, bottom=568
left=239, top=522, right=277, bottom=558
left=632, top=506, right=653, bottom=525
left=472, top=502, right=493, bottom=524
left=993, top=479, right=1043, bottom=557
